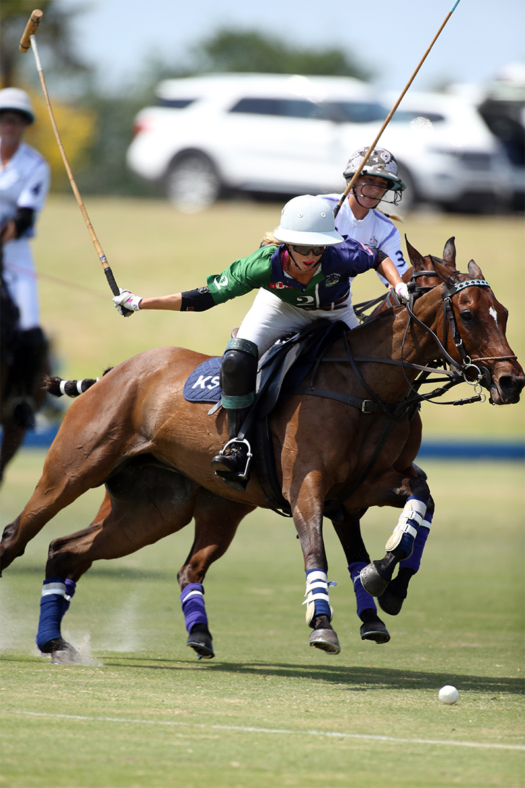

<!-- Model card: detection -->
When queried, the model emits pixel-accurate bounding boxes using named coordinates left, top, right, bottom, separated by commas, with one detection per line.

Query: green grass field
left=0, top=451, right=524, bottom=787
left=1, top=199, right=524, bottom=786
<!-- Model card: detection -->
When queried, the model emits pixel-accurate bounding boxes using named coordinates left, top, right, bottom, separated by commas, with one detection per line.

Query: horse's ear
left=468, top=259, right=484, bottom=279
left=442, top=237, right=457, bottom=269
left=405, top=236, right=426, bottom=270
left=432, top=258, right=456, bottom=285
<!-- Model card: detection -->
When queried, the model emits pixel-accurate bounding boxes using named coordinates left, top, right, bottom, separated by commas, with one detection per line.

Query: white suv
left=126, top=73, right=511, bottom=212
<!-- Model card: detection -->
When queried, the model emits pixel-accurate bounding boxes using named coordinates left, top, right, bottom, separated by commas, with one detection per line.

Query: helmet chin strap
left=351, top=186, right=402, bottom=209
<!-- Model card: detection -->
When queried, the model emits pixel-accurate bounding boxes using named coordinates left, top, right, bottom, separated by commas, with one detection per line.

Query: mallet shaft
left=19, top=10, right=130, bottom=312
left=334, top=0, right=462, bottom=217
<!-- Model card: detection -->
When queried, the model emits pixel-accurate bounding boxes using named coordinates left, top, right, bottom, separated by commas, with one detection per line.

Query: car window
left=325, top=101, right=389, bottom=123
left=391, top=109, right=446, bottom=123
left=229, top=97, right=330, bottom=120
left=156, top=98, right=196, bottom=109
left=228, top=97, right=398, bottom=124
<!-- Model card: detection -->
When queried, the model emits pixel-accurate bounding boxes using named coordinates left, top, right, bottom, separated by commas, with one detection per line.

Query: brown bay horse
left=0, top=239, right=523, bottom=661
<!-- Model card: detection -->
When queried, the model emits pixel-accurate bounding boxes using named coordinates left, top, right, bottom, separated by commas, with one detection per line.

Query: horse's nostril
left=499, top=375, right=524, bottom=395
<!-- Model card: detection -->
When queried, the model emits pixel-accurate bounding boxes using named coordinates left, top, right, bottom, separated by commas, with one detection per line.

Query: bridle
left=404, top=260, right=517, bottom=397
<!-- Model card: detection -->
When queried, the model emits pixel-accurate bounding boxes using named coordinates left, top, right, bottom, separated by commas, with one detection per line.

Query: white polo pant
left=2, top=238, right=40, bottom=330
left=236, top=287, right=359, bottom=357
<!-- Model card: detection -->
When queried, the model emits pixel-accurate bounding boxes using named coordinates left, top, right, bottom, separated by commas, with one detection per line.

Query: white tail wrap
left=59, top=380, right=67, bottom=395
left=76, top=380, right=84, bottom=394
left=385, top=498, right=427, bottom=552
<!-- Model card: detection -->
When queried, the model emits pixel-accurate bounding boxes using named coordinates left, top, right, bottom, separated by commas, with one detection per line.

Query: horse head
left=407, top=239, right=524, bottom=405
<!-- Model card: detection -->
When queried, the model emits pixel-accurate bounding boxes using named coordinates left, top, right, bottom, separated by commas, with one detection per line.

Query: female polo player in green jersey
left=113, top=195, right=409, bottom=482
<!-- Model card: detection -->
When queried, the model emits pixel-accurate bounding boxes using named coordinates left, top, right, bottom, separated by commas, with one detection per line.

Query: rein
left=291, top=269, right=502, bottom=515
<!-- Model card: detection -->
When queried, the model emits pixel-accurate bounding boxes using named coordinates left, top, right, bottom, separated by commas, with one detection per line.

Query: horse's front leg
left=360, top=474, right=432, bottom=599
left=289, top=472, right=341, bottom=655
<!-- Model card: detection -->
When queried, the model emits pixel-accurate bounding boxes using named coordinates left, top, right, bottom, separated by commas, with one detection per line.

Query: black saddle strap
left=287, top=385, right=391, bottom=414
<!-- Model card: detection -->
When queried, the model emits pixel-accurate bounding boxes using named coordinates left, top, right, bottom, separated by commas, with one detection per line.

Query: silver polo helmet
left=343, top=147, right=406, bottom=192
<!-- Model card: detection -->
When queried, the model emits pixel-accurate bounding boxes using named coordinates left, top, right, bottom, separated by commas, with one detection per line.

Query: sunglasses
left=290, top=245, right=326, bottom=256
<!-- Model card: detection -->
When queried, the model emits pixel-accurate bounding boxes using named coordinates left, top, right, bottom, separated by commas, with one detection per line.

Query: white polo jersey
left=0, top=140, right=50, bottom=329
left=320, top=194, right=408, bottom=291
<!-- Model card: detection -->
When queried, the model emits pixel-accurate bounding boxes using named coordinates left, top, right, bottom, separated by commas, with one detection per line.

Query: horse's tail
left=44, top=368, right=113, bottom=398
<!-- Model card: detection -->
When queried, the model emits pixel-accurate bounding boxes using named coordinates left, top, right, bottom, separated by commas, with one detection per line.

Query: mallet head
left=19, top=9, right=43, bottom=53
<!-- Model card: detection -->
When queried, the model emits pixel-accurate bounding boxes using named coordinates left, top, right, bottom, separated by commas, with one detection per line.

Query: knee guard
left=220, top=338, right=258, bottom=410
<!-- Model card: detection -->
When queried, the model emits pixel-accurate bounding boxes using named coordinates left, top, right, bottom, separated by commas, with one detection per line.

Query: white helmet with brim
left=273, top=195, right=344, bottom=246
left=0, top=88, right=35, bottom=124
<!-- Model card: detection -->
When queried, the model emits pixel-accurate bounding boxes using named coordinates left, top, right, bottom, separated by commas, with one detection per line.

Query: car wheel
left=396, top=164, right=417, bottom=213
left=166, top=153, right=221, bottom=212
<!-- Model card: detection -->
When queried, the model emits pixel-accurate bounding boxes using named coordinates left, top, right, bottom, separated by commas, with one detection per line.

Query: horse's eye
left=460, top=310, right=474, bottom=323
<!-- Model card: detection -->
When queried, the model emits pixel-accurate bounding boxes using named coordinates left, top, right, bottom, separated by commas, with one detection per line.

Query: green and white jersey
left=207, top=241, right=380, bottom=311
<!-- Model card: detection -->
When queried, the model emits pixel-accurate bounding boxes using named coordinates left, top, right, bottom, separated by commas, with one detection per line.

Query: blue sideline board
left=5, top=426, right=524, bottom=461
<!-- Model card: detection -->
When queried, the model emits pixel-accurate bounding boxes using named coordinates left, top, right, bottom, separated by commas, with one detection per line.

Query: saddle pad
left=183, top=357, right=222, bottom=403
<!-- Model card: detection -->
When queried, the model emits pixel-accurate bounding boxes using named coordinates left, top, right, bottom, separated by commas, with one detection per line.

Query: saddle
left=184, top=319, right=349, bottom=508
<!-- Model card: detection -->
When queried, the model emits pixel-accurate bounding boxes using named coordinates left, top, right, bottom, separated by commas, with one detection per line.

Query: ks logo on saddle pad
left=183, top=357, right=222, bottom=403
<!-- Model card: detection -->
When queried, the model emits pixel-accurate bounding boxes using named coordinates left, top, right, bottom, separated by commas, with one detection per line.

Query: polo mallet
left=19, top=9, right=133, bottom=316
left=333, top=0, right=462, bottom=217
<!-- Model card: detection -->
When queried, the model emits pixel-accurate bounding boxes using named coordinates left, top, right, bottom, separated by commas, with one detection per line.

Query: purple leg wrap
left=63, top=579, right=76, bottom=614
left=36, top=575, right=67, bottom=650
left=349, top=562, right=377, bottom=617
left=180, top=583, right=208, bottom=633
left=399, top=511, right=433, bottom=573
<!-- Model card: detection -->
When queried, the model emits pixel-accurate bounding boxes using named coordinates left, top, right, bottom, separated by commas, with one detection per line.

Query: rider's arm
left=376, top=256, right=402, bottom=289
left=113, top=247, right=274, bottom=313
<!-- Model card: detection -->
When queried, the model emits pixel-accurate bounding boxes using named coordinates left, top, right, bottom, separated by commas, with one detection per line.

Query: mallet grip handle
left=19, top=9, right=43, bottom=53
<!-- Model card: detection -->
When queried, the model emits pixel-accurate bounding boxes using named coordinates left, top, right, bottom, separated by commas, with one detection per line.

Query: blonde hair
left=260, top=230, right=281, bottom=247
left=377, top=208, right=404, bottom=224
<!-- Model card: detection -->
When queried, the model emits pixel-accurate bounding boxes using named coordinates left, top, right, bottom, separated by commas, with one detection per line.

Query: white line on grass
left=3, top=709, right=524, bottom=751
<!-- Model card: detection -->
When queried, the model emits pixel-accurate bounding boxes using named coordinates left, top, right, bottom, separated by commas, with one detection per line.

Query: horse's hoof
left=360, top=562, right=389, bottom=597
left=40, top=638, right=79, bottom=664
left=309, top=628, right=341, bottom=655
left=378, top=587, right=405, bottom=616
left=187, top=629, right=214, bottom=660
left=360, top=620, right=391, bottom=644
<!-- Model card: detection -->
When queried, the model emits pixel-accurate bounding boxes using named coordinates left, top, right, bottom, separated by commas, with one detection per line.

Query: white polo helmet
left=0, top=88, right=35, bottom=124
left=343, top=147, right=406, bottom=192
left=273, top=195, right=344, bottom=246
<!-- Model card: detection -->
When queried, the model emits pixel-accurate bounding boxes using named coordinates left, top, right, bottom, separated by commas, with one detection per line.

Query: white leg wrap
left=302, top=570, right=334, bottom=625
left=385, top=498, right=427, bottom=552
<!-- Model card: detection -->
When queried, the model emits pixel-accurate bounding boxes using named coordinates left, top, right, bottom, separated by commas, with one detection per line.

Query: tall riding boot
left=211, top=338, right=258, bottom=484
left=10, top=327, right=49, bottom=429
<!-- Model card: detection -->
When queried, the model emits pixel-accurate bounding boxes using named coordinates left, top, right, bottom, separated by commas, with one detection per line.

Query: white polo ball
left=439, top=685, right=459, bottom=704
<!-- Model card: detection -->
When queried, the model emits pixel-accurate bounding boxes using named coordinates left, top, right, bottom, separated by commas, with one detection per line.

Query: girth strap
left=288, top=385, right=393, bottom=415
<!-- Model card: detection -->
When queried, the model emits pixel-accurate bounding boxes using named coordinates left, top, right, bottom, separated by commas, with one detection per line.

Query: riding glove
left=394, top=282, right=410, bottom=304
left=113, top=288, right=142, bottom=312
